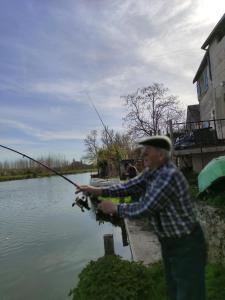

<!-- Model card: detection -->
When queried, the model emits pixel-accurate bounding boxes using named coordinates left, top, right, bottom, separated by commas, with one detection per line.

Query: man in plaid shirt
left=77, top=136, right=206, bottom=300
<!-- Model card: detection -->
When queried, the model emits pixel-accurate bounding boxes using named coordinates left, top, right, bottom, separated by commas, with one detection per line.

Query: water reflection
left=0, top=173, right=131, bottom=300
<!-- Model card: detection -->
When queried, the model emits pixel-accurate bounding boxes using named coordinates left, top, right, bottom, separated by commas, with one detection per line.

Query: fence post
left=168, top=119, right=174, bottom=144
left=104, top=234, right=115, bottom=255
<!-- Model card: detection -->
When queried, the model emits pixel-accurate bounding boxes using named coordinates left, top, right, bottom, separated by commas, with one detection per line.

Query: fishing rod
left=86, top=92, right=122, bottom=176
left=0, top=144, right=94, bottom=212
left=0, top=144, right=79, bottom=187
left=86, top=92, right=115, bottom=145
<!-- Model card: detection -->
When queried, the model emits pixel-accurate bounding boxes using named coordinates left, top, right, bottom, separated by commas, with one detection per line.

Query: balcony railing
left=171, top=118, right=225, bottom=150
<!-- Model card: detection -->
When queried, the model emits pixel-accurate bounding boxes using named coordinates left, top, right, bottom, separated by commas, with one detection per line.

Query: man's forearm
left=76, top=185, right=103, bottom=196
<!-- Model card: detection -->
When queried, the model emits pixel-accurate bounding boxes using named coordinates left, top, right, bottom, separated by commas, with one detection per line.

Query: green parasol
left=198, top=156, right=225, bottom=194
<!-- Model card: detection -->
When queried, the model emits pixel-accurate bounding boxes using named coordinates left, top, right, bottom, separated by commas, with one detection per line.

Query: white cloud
left=0, top=119, right=86, bottom=141
left=36, top=130, right=86, bottom=141
left=193, top=0, right=225, bottom=24
left=1, top=0, right=225, bottom=159
left=0, top=138, right=36, bottom=145
left=28, top=81, right=89, bottom=102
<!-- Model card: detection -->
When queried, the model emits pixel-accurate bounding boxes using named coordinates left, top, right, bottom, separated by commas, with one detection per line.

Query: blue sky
left=1, top=0, right=225, bottom=162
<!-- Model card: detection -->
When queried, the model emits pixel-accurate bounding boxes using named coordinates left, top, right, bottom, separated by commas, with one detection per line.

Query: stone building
left=173, top=14, right=225, bottom=172
left=193, top=13, right=225, bottom=137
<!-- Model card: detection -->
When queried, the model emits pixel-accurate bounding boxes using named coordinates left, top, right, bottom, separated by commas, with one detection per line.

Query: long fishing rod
left=0, top=144, right=79, bottom=187
left=86, top=92, right=115, bottom=144
left=86, top=92, right=122, bottom=176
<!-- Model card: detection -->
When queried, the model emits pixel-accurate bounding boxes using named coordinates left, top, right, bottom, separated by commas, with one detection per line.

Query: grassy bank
left=0, top=168, right=97, bottom=182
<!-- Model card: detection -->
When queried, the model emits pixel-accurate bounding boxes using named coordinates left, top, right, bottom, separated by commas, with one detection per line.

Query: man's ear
left=158, top=151, right=164, bottom=162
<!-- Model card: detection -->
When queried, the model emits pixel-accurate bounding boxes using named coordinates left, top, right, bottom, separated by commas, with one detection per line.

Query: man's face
left=141, top=146, right=162, bottom=169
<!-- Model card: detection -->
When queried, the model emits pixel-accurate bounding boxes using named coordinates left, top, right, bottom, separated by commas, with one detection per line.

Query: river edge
left=0, top=168, right=97, bottom=182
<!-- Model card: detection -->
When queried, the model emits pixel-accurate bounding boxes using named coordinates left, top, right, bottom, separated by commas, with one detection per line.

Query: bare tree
left=83, top=130, right=99, bottom=164
left=101, top=126, right=115, bottom=147
left=123, top=83, right=184, bottom=138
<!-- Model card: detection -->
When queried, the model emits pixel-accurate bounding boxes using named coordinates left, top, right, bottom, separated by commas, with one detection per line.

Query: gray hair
left=156, top=147, right=171, bottom=162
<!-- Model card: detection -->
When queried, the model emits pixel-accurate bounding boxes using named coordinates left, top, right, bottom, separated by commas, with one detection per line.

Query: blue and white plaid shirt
left=102, top=162, right=197, bottom=238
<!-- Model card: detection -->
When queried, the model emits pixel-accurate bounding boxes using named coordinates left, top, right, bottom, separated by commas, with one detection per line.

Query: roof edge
left=201, top=14, right=225, bottom=50
left=193, top=52, right=208, bottom=83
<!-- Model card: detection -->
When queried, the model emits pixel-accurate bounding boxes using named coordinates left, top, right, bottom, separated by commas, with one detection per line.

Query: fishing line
left=0, top=144, right=79, bottom=187
left=85, top=91, right=123, bottom=178
left=85, top=91, right=114, bottom=144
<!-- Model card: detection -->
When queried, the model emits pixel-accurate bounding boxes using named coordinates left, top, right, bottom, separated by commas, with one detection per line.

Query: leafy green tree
left=83, top=128, right=135, bottom=176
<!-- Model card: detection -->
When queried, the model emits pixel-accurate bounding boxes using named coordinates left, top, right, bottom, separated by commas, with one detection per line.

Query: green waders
left=159, top=223, right=206, bottom=300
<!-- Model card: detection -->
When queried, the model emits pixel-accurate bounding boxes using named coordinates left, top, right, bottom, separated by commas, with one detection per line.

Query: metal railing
left=171, top=118, right=225, bottom=150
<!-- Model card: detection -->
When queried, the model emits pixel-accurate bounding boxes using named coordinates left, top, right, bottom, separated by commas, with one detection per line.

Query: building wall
left=197, top=35, right=225, bottom=139
left=196, top=34, right=225, bottom=119
left=208, top=35, right=225, bottom=120
left=192, top=150, right=225, bottom=173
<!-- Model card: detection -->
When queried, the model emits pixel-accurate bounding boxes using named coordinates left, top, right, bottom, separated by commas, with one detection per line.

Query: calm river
left=0, top=173, right=131, bottom=300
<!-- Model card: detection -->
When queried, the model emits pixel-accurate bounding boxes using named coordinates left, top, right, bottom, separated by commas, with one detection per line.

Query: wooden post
left=168, top=119, right=174, bottom=144
left=120, top=219, right=128, bottom=247
left=104, top=234, right=115, bottom=255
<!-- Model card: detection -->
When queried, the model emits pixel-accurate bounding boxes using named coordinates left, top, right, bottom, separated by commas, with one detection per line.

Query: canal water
left=0, top=173, right=131, bottom=300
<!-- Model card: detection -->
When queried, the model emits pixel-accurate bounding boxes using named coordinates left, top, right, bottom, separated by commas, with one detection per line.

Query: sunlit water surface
left=0, top=173, right=131, bottom=300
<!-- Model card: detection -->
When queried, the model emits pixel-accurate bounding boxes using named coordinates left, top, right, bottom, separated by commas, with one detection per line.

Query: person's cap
left=138, top=135, right=172, bottom=151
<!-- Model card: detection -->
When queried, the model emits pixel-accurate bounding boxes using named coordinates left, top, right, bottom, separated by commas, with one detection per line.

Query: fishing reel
left=72, top=193, right=90, bottom=212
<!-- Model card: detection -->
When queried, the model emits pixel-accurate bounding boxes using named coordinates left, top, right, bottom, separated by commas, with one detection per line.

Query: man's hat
left=138, top=135, right=172, bottom=151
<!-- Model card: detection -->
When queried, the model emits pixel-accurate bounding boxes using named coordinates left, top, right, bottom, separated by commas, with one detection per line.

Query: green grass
left=0, top=174, right=35, bottom=181
left=0, top=168, right=96, bottom=182
left=206, top=263, right=225, bottom=300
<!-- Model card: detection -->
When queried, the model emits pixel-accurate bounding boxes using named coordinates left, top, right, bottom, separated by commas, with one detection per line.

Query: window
left=197, top=66, right=208, bottom=97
